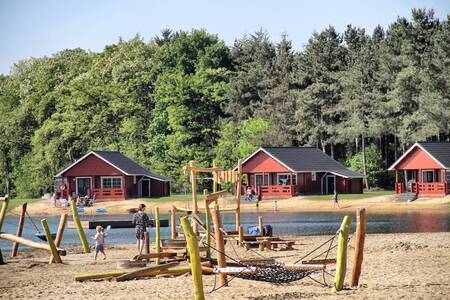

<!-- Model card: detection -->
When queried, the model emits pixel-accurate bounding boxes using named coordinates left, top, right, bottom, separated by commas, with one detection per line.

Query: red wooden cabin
left=55, top=151, right=170, bottom=201
left=239, top=147, right=364, bottom=199
left=388, top=142, right=450, bottom=197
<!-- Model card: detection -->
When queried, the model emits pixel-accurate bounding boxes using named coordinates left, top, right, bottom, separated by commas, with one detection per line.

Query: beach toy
left=77, top=207, right=85, bottom=213
left=96, top=208, right=106, bottom=213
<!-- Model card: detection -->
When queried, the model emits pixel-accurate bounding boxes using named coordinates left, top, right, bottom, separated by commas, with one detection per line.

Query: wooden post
left=41, top=219, right=62, bottom=264
left=350, top=207, right=366, bottom=287
left=203, top=189, right=211, bottom=258
left=12, top=202, right=27, bottom=257
left=0, top=195, right=9, bottom=232
left=154, top=207, right=161, bottom=264
left=213, top=160, right=218, bottom=193
left=238, top=226, right=244, bottom=246
left=50, top=213, right=67, bottom=263
left=190, top=161, right=198, bottom=234
left=180, top=217, right=205, bottom=300
left=235, top=160, right=242, bottom=231
left=212, top=205, right=227, bottom=286
left=144, top=232, right=150, bottom=255
left=334, top=215, right=351, bottom=292
left=71, top=198, right=90, bottom=253
left=171, top=206, right=178, bottom=239
left=258, top=216, right=264, bottom=236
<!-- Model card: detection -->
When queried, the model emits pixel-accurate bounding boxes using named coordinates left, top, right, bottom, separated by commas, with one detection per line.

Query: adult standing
left=332, top=189, right=340, bottom=209
left=132, top=203, right=150, bottom=255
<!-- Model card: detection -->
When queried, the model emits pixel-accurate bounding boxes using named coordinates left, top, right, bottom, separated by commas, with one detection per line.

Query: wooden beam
left=11, top=202, right=27, bottom=257
left=41, top=219, right=62, bottom=264
left=235, top=159, right=242, bottom=231
left=184, top=166, right=224, bottom=173
left=258, top=216, right=264, bottom=236
left=0, top=195, right=9, bottom=232
left=213, top=205, right=227, bottom=287
left=133, top=252, right=176, bottom=260
left=205, top=190, right=227, bottom=202
left=50, top=213, right=67, bottom=263
left=334, top=215, right=351, bottom=292
left=189, top=161, right=198, bottom=234
left=203, top=189, right=211, bottom=258
left=285, top=264, right=326, bottom=270
left=154, top=207, right=161, bottom=264
left=180, top=216, right=205, bottom=300
left=71, top=198, right=90, bottom=253
left=350, top=207, right=367, bottom=287
left=0, top=232, right=66, bottom=255
left=115, top=262, right=179, bottom=282
left=171, top=205, right=178, bottom=239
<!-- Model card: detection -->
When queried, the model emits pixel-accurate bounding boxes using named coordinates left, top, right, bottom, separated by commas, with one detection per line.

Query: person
left=332, top=189, right=340, bottom=209
left=132, top=203, right=150, bottom=255
left=91, top=225, right=107, bottom=260
left=51, top=192, right=60, bottom=208
left=76, top=194, right=83, bottom=207
left=59, top=182, right=67, bottom=198
left=245, top=186, right=253, bottom=202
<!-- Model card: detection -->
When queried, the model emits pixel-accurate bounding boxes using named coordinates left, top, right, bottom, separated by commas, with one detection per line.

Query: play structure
left=73, top=160, right=367, bottom=299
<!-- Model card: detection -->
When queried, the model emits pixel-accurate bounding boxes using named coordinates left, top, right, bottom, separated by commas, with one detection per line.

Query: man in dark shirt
left=132, top=203, right=150, bottom=255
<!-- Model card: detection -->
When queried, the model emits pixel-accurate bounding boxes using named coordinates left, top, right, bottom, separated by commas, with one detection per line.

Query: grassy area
left=5, top=197, right=43, bottom=212
left=303, top=190, right=394, bottom=201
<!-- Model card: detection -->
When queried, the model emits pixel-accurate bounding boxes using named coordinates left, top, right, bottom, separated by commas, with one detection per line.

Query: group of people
left=89, top=203, right=151, bottom=260
left=51, top=192, right=95, bottom=208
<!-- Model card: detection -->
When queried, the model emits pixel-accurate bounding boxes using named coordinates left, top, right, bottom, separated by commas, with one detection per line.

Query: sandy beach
left=11, top=194, right=450, bottom=217
left=0, top=232, right=449, bottom=299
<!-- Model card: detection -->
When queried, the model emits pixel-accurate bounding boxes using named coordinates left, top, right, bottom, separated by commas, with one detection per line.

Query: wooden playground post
left=0, top=195, right=9, bottom=232
left=71, top=199, right=90, bottom=253
left=258, top=216, right=264, bottom=236
left=238, top=226, right=244, bottom=245
left=154, top=207, right=161, bottom=264
left=171, top=205, right=178, bottom=239
left=212, top=205, right=227, bottom=287
left=41, top=219, right=62, bottom=264
left=11, top=202, right=27, bottom=257
left=350, top=207, right=367, bottom=287
left=203, top=189, right=211, bottom=258
left=235, top=160, right=242, bottom=231
left=212, top=160, right=218, bottom=194
left=180, top=216, right=205, bottom=300
left=334, top=215, right=351, bottom=292
left=189, top=161, right=198, bottom=234
left=144, top=232, right=150, bottom=255
left=50, top=213, right=67, bottom=263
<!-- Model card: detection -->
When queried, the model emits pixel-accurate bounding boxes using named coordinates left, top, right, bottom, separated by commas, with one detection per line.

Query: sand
left=11, top=194, right=450, bottom=217
left=1, top=232, right=449, bottom=299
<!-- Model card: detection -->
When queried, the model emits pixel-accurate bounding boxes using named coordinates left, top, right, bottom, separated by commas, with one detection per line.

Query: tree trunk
left=330, top=144, right=335, bottom=159
left=394, top=135, right=398, bottom=160
left=361, top=135, right=369, bottom=190
left=355, top=137, right=359, bottom=152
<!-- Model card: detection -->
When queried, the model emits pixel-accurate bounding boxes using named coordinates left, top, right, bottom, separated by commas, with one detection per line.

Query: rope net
left=234, top=263, right=319, bottom=284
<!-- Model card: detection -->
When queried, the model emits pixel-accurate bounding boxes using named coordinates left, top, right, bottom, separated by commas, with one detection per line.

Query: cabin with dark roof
left=240, top=147, right=364, bottom=198
left=55, top=151, right=170, bottom=201
left=388, top=142, right=450, bottom=197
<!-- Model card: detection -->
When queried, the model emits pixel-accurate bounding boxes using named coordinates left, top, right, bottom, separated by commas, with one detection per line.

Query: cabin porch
left=394, top=169, right=449, bottom=197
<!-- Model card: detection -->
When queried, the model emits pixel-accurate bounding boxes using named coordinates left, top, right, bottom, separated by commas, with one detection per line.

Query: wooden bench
left=241, top=240, right=271, bottom=251
left=268, top=240, right=295, bottom=250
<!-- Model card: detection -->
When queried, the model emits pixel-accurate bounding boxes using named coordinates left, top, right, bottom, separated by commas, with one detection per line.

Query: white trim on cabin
left=388, top=142, right=447, bottom=170
left=100, top=176, right=123, bottom=189
left=75, top=177, right=92, bottom=196
left=55, top=151, right=169, bottom=182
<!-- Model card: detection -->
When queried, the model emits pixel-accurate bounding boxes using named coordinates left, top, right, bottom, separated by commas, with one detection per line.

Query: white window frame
left=76, top=177, right=92, bottom=196
left=311, top=172, right=317, bottom=182
left=421, top=170, right=435, bottom=183
left=277, top=173, right=297, bottom=185
left=101, top=176, right=123, bottom=189
left=254, top=173, right=269, bottom=187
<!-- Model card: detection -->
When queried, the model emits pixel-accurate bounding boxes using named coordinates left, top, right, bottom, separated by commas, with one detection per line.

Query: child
left=332, top=189, right=340, bottom=209
left=92, top=225, right=107, bottom=260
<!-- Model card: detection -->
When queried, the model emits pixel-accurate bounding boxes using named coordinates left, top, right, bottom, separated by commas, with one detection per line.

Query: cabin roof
left=55, top=150, right=170, bottom=181
left=388, top=142, right=450, bottom=170
left=240, top=147, right=364, bottom=178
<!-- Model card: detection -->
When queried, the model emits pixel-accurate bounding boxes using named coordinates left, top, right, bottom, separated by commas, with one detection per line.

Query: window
left=446, top=171, right=450, bottom=183
left=277, top=173, right=297, bottom=185
left=311, top=172, right=316, bottom=181
left=422, top=170, right=434, bottom=183
left=101, top=176, right=122, bottom=189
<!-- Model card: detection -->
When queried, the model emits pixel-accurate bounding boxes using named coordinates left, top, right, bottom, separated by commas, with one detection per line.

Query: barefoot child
left=92, top=225, right=107, bottom=260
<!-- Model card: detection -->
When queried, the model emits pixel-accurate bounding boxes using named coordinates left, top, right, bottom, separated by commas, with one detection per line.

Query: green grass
left=5, top=197, right=43, bottom=212
left=303, top=190, right=394, bottom=201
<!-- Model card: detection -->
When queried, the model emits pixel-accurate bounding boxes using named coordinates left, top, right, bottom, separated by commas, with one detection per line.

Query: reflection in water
left=1, top=210, right=449, bottom=252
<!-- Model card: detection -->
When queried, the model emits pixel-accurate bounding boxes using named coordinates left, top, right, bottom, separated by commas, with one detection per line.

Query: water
left=1, top=210, right=450, bottom=252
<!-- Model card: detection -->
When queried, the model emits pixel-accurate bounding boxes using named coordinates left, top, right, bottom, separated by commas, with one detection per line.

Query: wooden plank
left=133, top=252, right=176, bottom=260
left=115, top=262, right=179, bottom=282
left=302, top=258, right=336, bottom=265
left=71, top=199, right=90, bottom=253
left=213, top=205, right=227, bottom=286
left=184, top=166, right=223, bottom=172
left=238, top=258, right=275, bottom=265
left=11, top=203, right=27, bottom=257
left=41, top=219, right=62, bottom=264
left=0, top=233, right=66, bottom=255
left=285, top=264, right=325, bottom=270
left=350, top=207, right=366, bottom=287
left=334, top=215, right=351, bottom=292
left=154, top=207, right=161, bottom=264
left=50, top=213, right=67, bottom=263
left=205, top=190, right=227, bottom=201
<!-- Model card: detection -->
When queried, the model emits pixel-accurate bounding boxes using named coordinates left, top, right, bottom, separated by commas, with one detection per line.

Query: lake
left=1, top=210, right=449, bottom=252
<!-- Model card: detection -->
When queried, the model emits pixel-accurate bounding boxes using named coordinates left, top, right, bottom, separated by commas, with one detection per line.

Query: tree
left=347, top=145, right=384, bottom=188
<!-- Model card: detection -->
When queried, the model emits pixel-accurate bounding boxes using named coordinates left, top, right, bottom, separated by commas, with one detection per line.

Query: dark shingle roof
left=417, top=142, right=450, bottom=168
left=262, top=147, right=364, bottom=178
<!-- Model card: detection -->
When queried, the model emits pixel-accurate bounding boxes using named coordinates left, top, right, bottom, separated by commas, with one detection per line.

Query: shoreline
left=1, top=231, right=449, bottom=299
left=9, top=194, right=450, bottom=217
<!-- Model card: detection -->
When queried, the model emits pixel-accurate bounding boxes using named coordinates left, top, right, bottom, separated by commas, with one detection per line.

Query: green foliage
left=347, top=145, right=384, bottom=187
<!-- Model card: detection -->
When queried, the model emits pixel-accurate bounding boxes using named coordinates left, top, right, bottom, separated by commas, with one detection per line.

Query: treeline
left=0, top=9, right=449, bottom=196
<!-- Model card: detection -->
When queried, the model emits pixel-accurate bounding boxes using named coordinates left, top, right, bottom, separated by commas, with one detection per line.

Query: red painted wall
left=242, top=151, right=290, bottom=173
left=395, top=146, right=443, bottom=170
left=63, top=154, right=123, bottom=176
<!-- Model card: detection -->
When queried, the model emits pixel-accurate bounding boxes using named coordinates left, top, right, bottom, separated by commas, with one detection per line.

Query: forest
left=0, top=9, right=449, bottom=197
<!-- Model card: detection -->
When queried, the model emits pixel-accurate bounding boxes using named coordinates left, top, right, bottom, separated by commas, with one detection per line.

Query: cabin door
left=141, top=179, right=151, bottom=197
left=325, top=175, right=336, bottom=194
left=76, top=177, right=92, bottom=197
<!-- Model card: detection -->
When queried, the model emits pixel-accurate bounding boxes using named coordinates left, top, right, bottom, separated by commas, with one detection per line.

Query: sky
left=0, top=0, right=449, bottom=74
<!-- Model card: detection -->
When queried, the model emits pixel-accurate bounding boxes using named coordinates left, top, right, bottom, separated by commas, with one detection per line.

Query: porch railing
left=411, top=182, right=448, bottom=196
left=395, top=183, right=404, bottom=194
left=93, top=188, right=126, bottom=199
left=258, top=185, right=296, bottom=197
